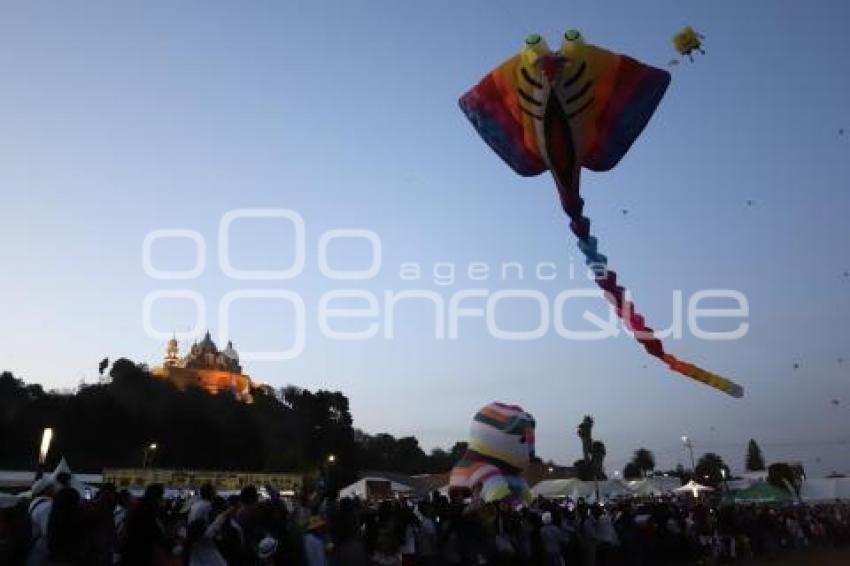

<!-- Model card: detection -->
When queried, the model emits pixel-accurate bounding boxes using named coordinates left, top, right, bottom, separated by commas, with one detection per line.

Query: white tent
left=800, top=479, right=836, bottom=502
left=626, top=477, right=680, bottom=497
left=531, top=479, right=632, bottom=501
left=531, top=479, right=579, bottom=498
left=674, top=480, right=713, bottom=497
left=19, top=458, right=93, bottom=498
left=338, top=477, right=412, bottom=500
left=597, top=480, right=631, bottom=500
left=835, top=478, right=850, bottom=500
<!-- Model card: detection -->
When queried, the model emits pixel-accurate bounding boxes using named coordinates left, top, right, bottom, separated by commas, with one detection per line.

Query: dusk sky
left=2, top=1, right=849, bottom=476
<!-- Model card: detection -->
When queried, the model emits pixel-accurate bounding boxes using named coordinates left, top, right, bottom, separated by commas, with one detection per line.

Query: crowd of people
left=2, top=472, right=850, bottom=565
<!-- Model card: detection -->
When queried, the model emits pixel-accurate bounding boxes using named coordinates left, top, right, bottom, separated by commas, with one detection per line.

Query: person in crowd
left=595, top=505, right=619, bottom=564
left=579, top=503, right=600, bottom=566
left=540, top=510, right=567, bottom=566
left=188, top=484, right=216, bottom=526
left=89, top=483, right=118, bottom=566
left=121, top=483, right=172, bottom=566
left=8, top=478, right=850, bottom=566
left=218, top=485, right=263, bottom=564
left=303, top=515, right=328, bottom=566
left=186, top=495, right=231, bottom=566
left=46, top=484, right=87, bottom=564
left=330, top=497, right=368, bottom=566
left=415, top=500, right=439, bottom=566
left=25, top=475, right=56, bottom=566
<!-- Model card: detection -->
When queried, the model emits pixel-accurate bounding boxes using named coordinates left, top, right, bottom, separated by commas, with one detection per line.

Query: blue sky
left=2, top=0, right=850, bottom=475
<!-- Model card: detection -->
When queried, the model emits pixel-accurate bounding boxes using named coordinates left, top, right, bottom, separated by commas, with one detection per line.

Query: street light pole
left=681, top=435, right=695, bottom=471
left=35, top=427, right=53, bottom=481
left=143, top=443, right=158, bottom=469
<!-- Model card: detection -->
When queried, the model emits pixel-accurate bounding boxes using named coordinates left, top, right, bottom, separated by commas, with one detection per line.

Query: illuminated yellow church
left=152, top=332, right=258, bottom=403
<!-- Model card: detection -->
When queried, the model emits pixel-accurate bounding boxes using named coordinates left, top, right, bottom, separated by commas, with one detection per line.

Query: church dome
left=198, top=331, right=218, bottom=353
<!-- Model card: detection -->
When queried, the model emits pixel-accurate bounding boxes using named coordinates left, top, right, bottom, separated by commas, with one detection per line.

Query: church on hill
left=151, top=332, right=259, bottom=403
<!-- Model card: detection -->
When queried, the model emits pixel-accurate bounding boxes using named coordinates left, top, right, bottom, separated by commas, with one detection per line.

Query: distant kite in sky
left=459, top=30, right=743, bottom=397
left=673, top=26, right=705, bottom=61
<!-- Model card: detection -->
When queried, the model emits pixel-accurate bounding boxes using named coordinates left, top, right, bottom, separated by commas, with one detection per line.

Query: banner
left=103, top=468, right=302, bottom=492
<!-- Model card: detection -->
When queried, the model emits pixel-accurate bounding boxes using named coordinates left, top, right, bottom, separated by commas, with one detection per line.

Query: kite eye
left=564, top=29, right=582, bottom=41
left=525, top=33, right=542, bottom=46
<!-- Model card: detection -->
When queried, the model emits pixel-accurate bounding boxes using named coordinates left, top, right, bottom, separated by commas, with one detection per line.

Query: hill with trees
left=0, top=360, right=464, bottom=486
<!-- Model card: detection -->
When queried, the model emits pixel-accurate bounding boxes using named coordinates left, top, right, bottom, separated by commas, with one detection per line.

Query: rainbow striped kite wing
left=458, top=53, right=547, bottom=177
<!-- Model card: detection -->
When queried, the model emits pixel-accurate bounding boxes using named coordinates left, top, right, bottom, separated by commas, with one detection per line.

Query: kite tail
left=559, top=190, right=744, bottom=398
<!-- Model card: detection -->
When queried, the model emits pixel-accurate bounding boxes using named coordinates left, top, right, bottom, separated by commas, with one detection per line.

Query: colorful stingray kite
left=459, top=30, right=743, bottom=398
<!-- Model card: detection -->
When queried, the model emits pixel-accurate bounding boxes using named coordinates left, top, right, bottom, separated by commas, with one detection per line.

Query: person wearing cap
left=303, top=515, right=328, bottom=566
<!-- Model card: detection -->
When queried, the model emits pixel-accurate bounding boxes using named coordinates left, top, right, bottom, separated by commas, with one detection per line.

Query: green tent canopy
left=731, top=482, right=793, bottom=504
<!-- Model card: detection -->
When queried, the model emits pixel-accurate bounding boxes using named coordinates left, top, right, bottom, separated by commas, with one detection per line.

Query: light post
left=721, top=467, right=729, bottom=496
left=681, top=435, right=695, bottom=472
left=323, top=454, right=337, bottom=494
left=35, top=427, right=53, bottom=480
left=143, top=442, right=158, bottom=469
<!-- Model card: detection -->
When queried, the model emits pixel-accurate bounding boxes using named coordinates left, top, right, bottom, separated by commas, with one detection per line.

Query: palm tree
left=577, top=415, right=594, bottom=463
left=632, top=448, right=655, bottom=478
left=694, top=452, right=728, bottom=488
left=591, top=441, right=607, bottom=479
left=745, top=439, right=766, bottom=472
left=577, top=415, right=601, bottom=500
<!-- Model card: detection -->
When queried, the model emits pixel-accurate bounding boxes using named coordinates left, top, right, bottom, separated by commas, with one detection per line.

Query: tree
left=0, top=364, right=478, bottom=479
left=575, top=416, right=606, bottom=491
left=573, top=459, right=594, bottom=481
left=631, top=448, right=655, bottom=478
left=623, top=462, right=642, bottom=480
left=693, top=453, right=729, bottom=488
left=576, top=416, right=594, bottom=465
left=768, top=462, right=803, bottom=496
left=745, top=439, right=766, bottom=472
left=590, top=441, right=607, bottom=480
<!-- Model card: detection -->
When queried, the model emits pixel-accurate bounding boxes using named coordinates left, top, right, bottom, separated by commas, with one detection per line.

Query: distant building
left=151, top=332, right=260, bottom=402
